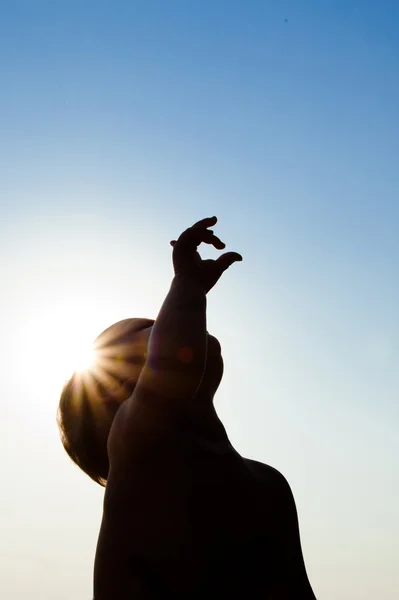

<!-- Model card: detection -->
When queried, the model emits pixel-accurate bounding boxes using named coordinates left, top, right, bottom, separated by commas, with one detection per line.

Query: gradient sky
left=1, top=2, right=398, bottom=598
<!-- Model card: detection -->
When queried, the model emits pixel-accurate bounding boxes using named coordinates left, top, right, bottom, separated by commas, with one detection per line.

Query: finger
left=215, top=251, right=243, bottom=272
left=192, top=216, right=217, bottom=228
left=177, top=226, right=214, bottom=248
left=194, top=229, right=226, bottom=250
left=208, top=233, right=225, bottom=250
left=174, top=226, right=223, bottom=253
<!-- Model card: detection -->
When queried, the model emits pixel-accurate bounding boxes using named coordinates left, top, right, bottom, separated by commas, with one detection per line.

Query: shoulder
left=244, top=458, right=300, bottom=523
left=244, top=459, right=316, bottom=596
left=245, top=458, right=293, bottom=493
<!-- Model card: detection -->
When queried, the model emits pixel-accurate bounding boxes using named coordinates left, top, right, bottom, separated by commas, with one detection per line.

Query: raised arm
left=111, top=217, right=242, bottom=439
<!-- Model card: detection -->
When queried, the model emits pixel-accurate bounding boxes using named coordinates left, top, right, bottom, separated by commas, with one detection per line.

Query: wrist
left=169, top=274, right=207, bottom=310
left=172, top=273, right=206, bottom=292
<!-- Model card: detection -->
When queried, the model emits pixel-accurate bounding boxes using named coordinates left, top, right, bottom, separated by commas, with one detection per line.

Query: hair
left=57, top=318, right=154, bottom=486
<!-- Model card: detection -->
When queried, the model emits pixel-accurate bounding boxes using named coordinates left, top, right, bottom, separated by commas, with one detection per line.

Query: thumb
left=215, top=252, right=243, bottom=272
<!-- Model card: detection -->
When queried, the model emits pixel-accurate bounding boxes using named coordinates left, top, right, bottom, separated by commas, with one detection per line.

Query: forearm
left=144, top=274, right=208, bottom=399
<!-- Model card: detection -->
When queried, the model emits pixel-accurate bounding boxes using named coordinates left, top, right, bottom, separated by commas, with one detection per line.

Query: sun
left=61, top=337, right=97, bottom=376
left=12, top=306, right=106, bottom=397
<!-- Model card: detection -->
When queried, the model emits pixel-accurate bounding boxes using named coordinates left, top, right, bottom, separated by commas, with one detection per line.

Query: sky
left=1, top=1, right=398, bottom=598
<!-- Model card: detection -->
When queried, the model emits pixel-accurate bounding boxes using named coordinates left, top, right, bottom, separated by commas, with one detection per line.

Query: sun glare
left=13, top=307, right=105, bottom=397
left=63, top=339, right=97, bottom=375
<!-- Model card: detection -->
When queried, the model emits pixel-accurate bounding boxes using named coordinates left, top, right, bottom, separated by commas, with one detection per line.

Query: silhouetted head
left=57, top=318, right=223, bottom=486
left=57, top=318, right=154, bottom=486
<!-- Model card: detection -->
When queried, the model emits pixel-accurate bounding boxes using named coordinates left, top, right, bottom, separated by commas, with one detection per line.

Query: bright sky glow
left=72, top=345, right=96, bottom=375
left=18, top=311, right=97, bottom=388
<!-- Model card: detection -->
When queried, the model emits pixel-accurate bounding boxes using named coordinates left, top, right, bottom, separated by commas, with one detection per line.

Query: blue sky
left=1, top=2, right=398, bottom=598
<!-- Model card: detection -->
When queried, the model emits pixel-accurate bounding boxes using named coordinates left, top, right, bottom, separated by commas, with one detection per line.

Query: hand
left=170, top=216, right=242, bottom=294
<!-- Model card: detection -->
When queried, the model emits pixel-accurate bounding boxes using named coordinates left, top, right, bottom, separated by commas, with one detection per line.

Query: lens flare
left=73, top=344, right=97, bottom=373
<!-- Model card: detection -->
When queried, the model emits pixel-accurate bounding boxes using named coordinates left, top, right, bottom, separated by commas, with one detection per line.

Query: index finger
left=192, top=216, right=217, bottom=228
